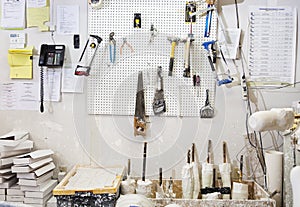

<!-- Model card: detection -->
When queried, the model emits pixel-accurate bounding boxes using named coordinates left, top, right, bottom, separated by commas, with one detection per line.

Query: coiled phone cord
left=40, top=66, right=44, bottom=113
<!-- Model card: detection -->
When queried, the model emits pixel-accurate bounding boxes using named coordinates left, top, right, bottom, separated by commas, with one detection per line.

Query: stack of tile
left=0, top=130, right=33, bottom=201
left=12, top=149, right=56, bottom=207
left=6, top=184, right=24, bottom=204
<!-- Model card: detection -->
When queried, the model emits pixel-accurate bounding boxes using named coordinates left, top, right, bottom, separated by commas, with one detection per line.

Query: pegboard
left=87, top=0, right=217, bottom=116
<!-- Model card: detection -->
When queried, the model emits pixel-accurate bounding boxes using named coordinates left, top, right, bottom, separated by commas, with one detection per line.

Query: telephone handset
left=38, top=44, right=65, bottom=113
left=38, top=44, right=65, bottom=67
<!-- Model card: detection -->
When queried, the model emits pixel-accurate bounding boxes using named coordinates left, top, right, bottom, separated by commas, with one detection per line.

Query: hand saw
left=134, top=71, right=147, bottom=137
left=152, top=66, right=166, bottom=115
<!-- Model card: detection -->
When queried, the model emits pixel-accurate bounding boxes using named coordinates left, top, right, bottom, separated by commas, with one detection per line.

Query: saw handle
left=134, top=117, right=146, bottom=137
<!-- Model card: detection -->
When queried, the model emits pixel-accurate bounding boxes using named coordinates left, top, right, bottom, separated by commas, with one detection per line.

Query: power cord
left=40, top=66, right=44, bottom=113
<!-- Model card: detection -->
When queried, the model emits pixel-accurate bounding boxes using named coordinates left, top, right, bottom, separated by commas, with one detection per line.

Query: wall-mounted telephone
left=38, top=44, right=65, bottom=67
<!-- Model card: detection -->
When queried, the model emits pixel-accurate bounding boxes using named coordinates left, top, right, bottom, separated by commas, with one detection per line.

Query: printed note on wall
left=248, top=6, right=297, bottom=85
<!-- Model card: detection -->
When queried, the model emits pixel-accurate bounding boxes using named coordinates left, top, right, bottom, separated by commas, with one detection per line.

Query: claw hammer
left=167, top=37, right=181, bottom=76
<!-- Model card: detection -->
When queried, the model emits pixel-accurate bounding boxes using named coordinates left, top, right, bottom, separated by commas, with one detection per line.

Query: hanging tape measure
left=89, top=0, right=103, bottom=9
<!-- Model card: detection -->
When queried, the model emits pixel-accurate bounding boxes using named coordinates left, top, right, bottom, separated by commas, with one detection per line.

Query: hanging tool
left=120, top=38, right=134, bottom=56
left=193, top=75, right=201, bottom=97
left=196, top=75, right=200, bottom=97
left=202, top=40, right=216, bottom=72
left=183, top=36, right=192, bottom=78
left=204, top=5, right=213, bottom=37
left=109, top=32, right=116, bottom=63
left=216, top=46, right=233, bottom=86
left=193, top=75, right=197, bottom=94
left=88, top=0, right=103, bottom=9
left=204, top=0, right=216, bottom=37
left=183, top=3, right=195, bottom=78
left=200, top=89, right=214, bottom=118
left=152, top=66, right=166, bottom=115
left=134, top=71, right=147, bottom=137
left=75, top=35, right=102, bottom=76
left=189, top=5, right=215, bottom=18
left=149, top=24, right=158, bottom=43
left=167, top=36, right=180, bottom=76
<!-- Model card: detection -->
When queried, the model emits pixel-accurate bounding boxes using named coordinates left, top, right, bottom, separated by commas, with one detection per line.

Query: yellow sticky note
left=8, top=46, right=34, bottom=79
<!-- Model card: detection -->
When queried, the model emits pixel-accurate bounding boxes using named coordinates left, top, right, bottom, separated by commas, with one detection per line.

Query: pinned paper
left=0, top=0, right=26, bottom=30
left=8, top=46, right=34, bottom=79
left=26, top=0, right=50, bottom=31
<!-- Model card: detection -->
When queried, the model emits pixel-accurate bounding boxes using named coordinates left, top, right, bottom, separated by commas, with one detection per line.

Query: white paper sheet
left=248, top=6, right=297, bottom=85
left=218, top=28, right=241, bottom=59
left=56, top=5, right=79, bottom=35
left=44, top=68, right=61, bottom=102
left=0, top=0, right=26, bottom=29
left=62, top=67, right=84, bottom=93
left=0, top=82, right=38, bottom=110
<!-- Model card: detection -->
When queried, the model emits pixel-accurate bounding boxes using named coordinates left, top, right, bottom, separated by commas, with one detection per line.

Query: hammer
left=167, top=37, right=181, bottom=76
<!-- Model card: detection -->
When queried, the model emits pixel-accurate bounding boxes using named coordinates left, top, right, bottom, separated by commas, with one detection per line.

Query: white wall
left=0, top=0, right=300, bottom=180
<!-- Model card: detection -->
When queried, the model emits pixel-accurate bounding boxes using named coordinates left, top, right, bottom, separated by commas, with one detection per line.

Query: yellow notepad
left=8, top=46, right=34, bottom=79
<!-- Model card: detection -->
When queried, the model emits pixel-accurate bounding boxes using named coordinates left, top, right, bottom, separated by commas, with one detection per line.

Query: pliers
left=120, top=38, right=134, bottom=56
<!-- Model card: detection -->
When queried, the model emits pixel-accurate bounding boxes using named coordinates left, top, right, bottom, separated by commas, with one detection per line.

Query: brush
left=200, top=89, right=214, bottom=118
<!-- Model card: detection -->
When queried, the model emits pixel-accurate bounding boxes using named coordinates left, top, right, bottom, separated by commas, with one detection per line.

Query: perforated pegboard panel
left=87, top=0, right=217, bottom=116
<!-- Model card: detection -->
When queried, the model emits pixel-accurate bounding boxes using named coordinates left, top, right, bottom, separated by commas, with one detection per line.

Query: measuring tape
left=88, top=0, right=103, bottom=9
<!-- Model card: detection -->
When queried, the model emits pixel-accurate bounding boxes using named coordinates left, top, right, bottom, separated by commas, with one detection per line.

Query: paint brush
left=200, top=89, right=214, bottom=118
left=142, top=142, right=147, bottom=182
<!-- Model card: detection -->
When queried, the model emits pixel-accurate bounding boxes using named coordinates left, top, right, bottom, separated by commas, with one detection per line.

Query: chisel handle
left=159, top=167, right=162, bottom=186
left=142, top=142, right=147, bottom=182
left=127, top=159, right=131, bottom=176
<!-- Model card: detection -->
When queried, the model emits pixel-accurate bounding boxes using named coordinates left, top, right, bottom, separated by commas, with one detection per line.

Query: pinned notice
left=8, top=46, right=34, bottom=79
